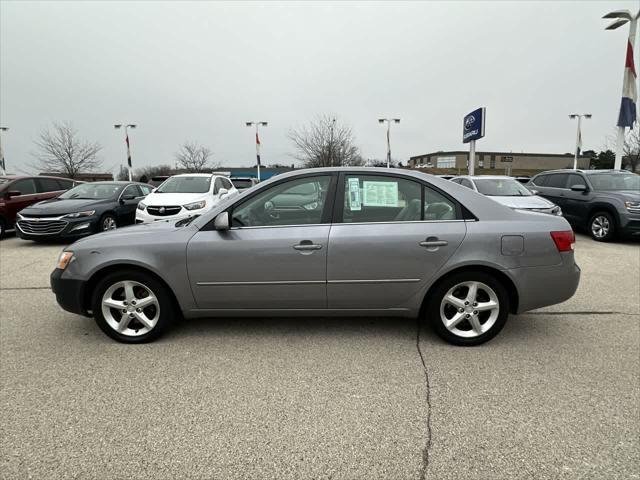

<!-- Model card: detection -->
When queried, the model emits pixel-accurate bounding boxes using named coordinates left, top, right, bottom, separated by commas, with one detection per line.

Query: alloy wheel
left=439, top=281, right=500, bottom=338
left=101, top=280, right=160, bottom=337
left=102, top=216, right=117, bottom=231
left=591, top=215, right=610, bottom=239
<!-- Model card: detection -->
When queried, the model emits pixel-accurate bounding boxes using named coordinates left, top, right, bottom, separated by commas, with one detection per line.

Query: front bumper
left=16, top=216, right=99, bottom=240
left=508, top=253, right=581, bottom=313
left=619, top=211, right=640, bottom=237
left=50, top=268, right=89, bottom=316
left=135, top=207, right=205, bottom=224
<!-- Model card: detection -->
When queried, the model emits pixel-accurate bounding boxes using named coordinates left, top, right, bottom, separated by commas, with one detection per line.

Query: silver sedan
left=51, top=168, right=580, bottom=346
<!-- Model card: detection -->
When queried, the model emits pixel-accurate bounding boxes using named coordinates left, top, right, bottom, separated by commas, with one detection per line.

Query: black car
left=16, top=181, right=152, bottom=241
left=528, top=169, right=640, bottom=241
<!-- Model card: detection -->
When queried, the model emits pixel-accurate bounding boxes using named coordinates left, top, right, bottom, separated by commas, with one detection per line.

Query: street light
left=0, top=127, right=8, bottom=175
left=569, top=114, right=591, bottom=170
left=246, top=121, right=268, bottom=181
left=378, top=118, right=400, bottom=168
left=603, top=9, right=640, bottom=170
left=114, top=124, right=137, bottom=181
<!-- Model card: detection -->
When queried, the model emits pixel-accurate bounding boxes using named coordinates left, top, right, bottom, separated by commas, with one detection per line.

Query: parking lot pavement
left=1, top=234, right=639, bottom=479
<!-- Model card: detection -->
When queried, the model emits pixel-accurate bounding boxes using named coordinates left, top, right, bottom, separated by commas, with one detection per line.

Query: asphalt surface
left=0, top=233, right=638, bottom=479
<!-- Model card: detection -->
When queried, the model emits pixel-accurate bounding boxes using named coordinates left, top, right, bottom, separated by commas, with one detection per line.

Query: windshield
left=156, top=176, right=211, bottom=193
left=59, top=183, right=123, bottom=199
left=588, top=173, right=640, bottom=191
left=474, top=178, right=533, bottom=196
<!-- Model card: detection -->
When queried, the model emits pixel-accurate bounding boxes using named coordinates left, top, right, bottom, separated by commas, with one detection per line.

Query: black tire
left=0, top=217, right=5, bottom=239
left=425, top=270, right=510, bottom=346
left=99, top=213, right=117, bottom=232
left=91, top=269, right=176, bottom=343
left=588, top=211, right=616, bottom=242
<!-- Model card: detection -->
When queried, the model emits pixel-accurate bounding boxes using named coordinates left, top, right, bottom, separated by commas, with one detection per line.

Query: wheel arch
left=83, top=263, right=182, bottom=317
left=420, top=265, right=520, bottom=316
left=587, top=204, right=619, bottom=229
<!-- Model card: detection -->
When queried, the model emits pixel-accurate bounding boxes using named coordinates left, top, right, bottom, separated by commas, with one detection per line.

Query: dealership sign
left=462, top=107, right=486, bottom=143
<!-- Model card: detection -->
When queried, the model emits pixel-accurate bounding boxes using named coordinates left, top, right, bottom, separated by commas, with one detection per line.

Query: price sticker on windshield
left=348, top=177, right=362, bottom=211
left=363, top=181, right=398, bottom=207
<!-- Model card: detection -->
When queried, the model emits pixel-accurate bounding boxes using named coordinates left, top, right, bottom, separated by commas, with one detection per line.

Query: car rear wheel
left=0, top=218, right=5, bottom=239
left=589, top=211, right=615, bottom=242
left=100, top=214, right=117, bottom=232
left=426, top=271, right=509, bottom=346
left=91, top=270, right=175, bottom=343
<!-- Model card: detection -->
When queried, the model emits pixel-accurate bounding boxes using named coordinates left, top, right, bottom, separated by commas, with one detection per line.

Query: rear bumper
left=508, top=254, right=581, bottom=313
left=50, top=268, right=89, bottom=316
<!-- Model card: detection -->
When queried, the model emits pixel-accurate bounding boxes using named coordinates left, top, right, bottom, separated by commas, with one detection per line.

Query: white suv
left=136, top=173, right=237, bottom=224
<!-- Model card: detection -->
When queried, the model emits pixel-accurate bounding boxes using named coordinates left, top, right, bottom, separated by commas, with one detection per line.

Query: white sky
left=1, top=1, right=638, bottom=175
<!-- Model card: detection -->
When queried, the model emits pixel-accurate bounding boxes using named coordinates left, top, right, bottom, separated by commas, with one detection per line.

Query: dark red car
left=0, top=176, right=77, bottom=238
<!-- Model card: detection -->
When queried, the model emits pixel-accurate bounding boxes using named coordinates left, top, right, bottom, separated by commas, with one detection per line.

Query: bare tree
left=174, top=141, right=216, bottom=172
left=605, top=124, right=640, bottom=172
left=32, top=122, right=102, bottom=178
left=288, top=115, right=364, bottom=168
left=133, top=164, right=175, bottom=181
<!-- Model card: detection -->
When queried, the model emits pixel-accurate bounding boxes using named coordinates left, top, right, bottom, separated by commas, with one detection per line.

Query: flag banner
left=126, top=133, right=132, bottom=168
left=256, top=132, right=261, bottom=166
left=618, top=39, right=637, bottom=128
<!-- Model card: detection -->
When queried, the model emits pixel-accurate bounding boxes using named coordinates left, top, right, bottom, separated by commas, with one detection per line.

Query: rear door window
left=546, top=174, right=569, bottom=189
left=36, top=178, right=63, bottom=193
left=532, top=174, right=548, bottom=186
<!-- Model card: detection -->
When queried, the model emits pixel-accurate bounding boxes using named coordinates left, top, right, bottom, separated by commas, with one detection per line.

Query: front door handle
left=420, top=239, right=448, bottom=248
left=293, top=241, right=323, bottom=251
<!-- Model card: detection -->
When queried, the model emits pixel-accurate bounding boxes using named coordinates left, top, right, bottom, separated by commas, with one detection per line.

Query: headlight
left=63, top=210, right=95, bottom=219
left=56, top=251, right=74, bottom=270
left=624, top=201, right=640, bottom=212
left=137, top=202, right=147, bottom=211
left=184, top=200, right=206, bottom=211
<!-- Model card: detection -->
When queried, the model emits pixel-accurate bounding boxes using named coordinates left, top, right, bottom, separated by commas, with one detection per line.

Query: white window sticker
left=347, top=177, right=362, bottom=211
left=363, top=181, right=399, bottom=207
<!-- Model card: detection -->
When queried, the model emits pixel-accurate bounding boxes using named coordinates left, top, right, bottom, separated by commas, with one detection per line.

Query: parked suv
left=529, top=169, right=640, bottom=241
left=0, top=175, right=76, bottom=238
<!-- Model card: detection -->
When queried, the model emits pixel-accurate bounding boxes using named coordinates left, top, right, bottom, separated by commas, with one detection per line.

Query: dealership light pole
left=569, top=114, right=591, bottom=170
left=114, top=124, right=136, bottom=181
left=0, top=127, right=8, bottom=175
left=246, top=121, right=267, bottom=181
left=603, top=9, right=639, bottom=170
left=378, top=118, right=400, bottom=168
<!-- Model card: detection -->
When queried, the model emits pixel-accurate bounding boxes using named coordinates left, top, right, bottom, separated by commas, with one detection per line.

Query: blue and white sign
left=462, top=107, right=486, bottom=143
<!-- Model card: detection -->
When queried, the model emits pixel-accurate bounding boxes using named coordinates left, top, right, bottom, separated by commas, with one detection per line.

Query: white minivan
left=136, top=173, right=237, bottom=224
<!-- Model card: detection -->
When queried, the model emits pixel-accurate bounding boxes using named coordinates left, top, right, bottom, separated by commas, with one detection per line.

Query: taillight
left=550, top=230, right=575, bottom=252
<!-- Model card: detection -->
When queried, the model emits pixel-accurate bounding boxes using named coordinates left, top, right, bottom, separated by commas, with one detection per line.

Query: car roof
left=172, top=173, right=216, bottom=178
left=535, top=169, right=632, bottom=175
left=459, top=175, right=517, bottom=180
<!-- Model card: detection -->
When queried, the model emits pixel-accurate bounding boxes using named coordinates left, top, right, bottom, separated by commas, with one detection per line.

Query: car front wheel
left=589, top=211, right=615, bottom=242
left=426, top=271, right=509, bottom=346
left=91, top=270, right=175, bottom=343
left=100, top=214, right=117, bottom=232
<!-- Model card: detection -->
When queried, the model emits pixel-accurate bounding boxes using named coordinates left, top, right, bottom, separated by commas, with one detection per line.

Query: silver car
left=451, top=175, right=562, bottom=216
left=51, top=168, right=580, bottom=346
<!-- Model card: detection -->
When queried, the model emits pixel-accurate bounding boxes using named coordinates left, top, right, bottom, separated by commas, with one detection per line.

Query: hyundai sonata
left=51, top=168, right=580, bottom=346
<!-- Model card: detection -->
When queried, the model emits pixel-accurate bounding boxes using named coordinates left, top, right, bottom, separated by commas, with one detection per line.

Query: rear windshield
left=156, top=176, right=211, bottom=193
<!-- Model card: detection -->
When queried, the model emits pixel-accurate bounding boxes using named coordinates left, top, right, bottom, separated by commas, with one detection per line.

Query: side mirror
left=214, top=211, right=230, bottom=231
left=7, top=190, right=21, bottom=198
left=151, top=188, right=157, bottom=193
left=529, top=189, right=539, bottom=195
left=570, top=184, right=588, bottom=192
left=218, top=188, right=229, bottom=198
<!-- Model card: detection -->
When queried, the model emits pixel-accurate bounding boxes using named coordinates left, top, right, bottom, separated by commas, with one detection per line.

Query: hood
left=19, top=198, right=113, bottom=216
left=488, top=195, right=555, bottom=209
left=143, top=192, right=210, bottom=207
left=69, top=218, right=196, bottom=249
left=609, top=190, right=640, bottom=202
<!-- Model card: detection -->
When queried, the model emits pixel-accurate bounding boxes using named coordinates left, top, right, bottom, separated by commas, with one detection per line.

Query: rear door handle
left=420, top=239, right=448, bottom=248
